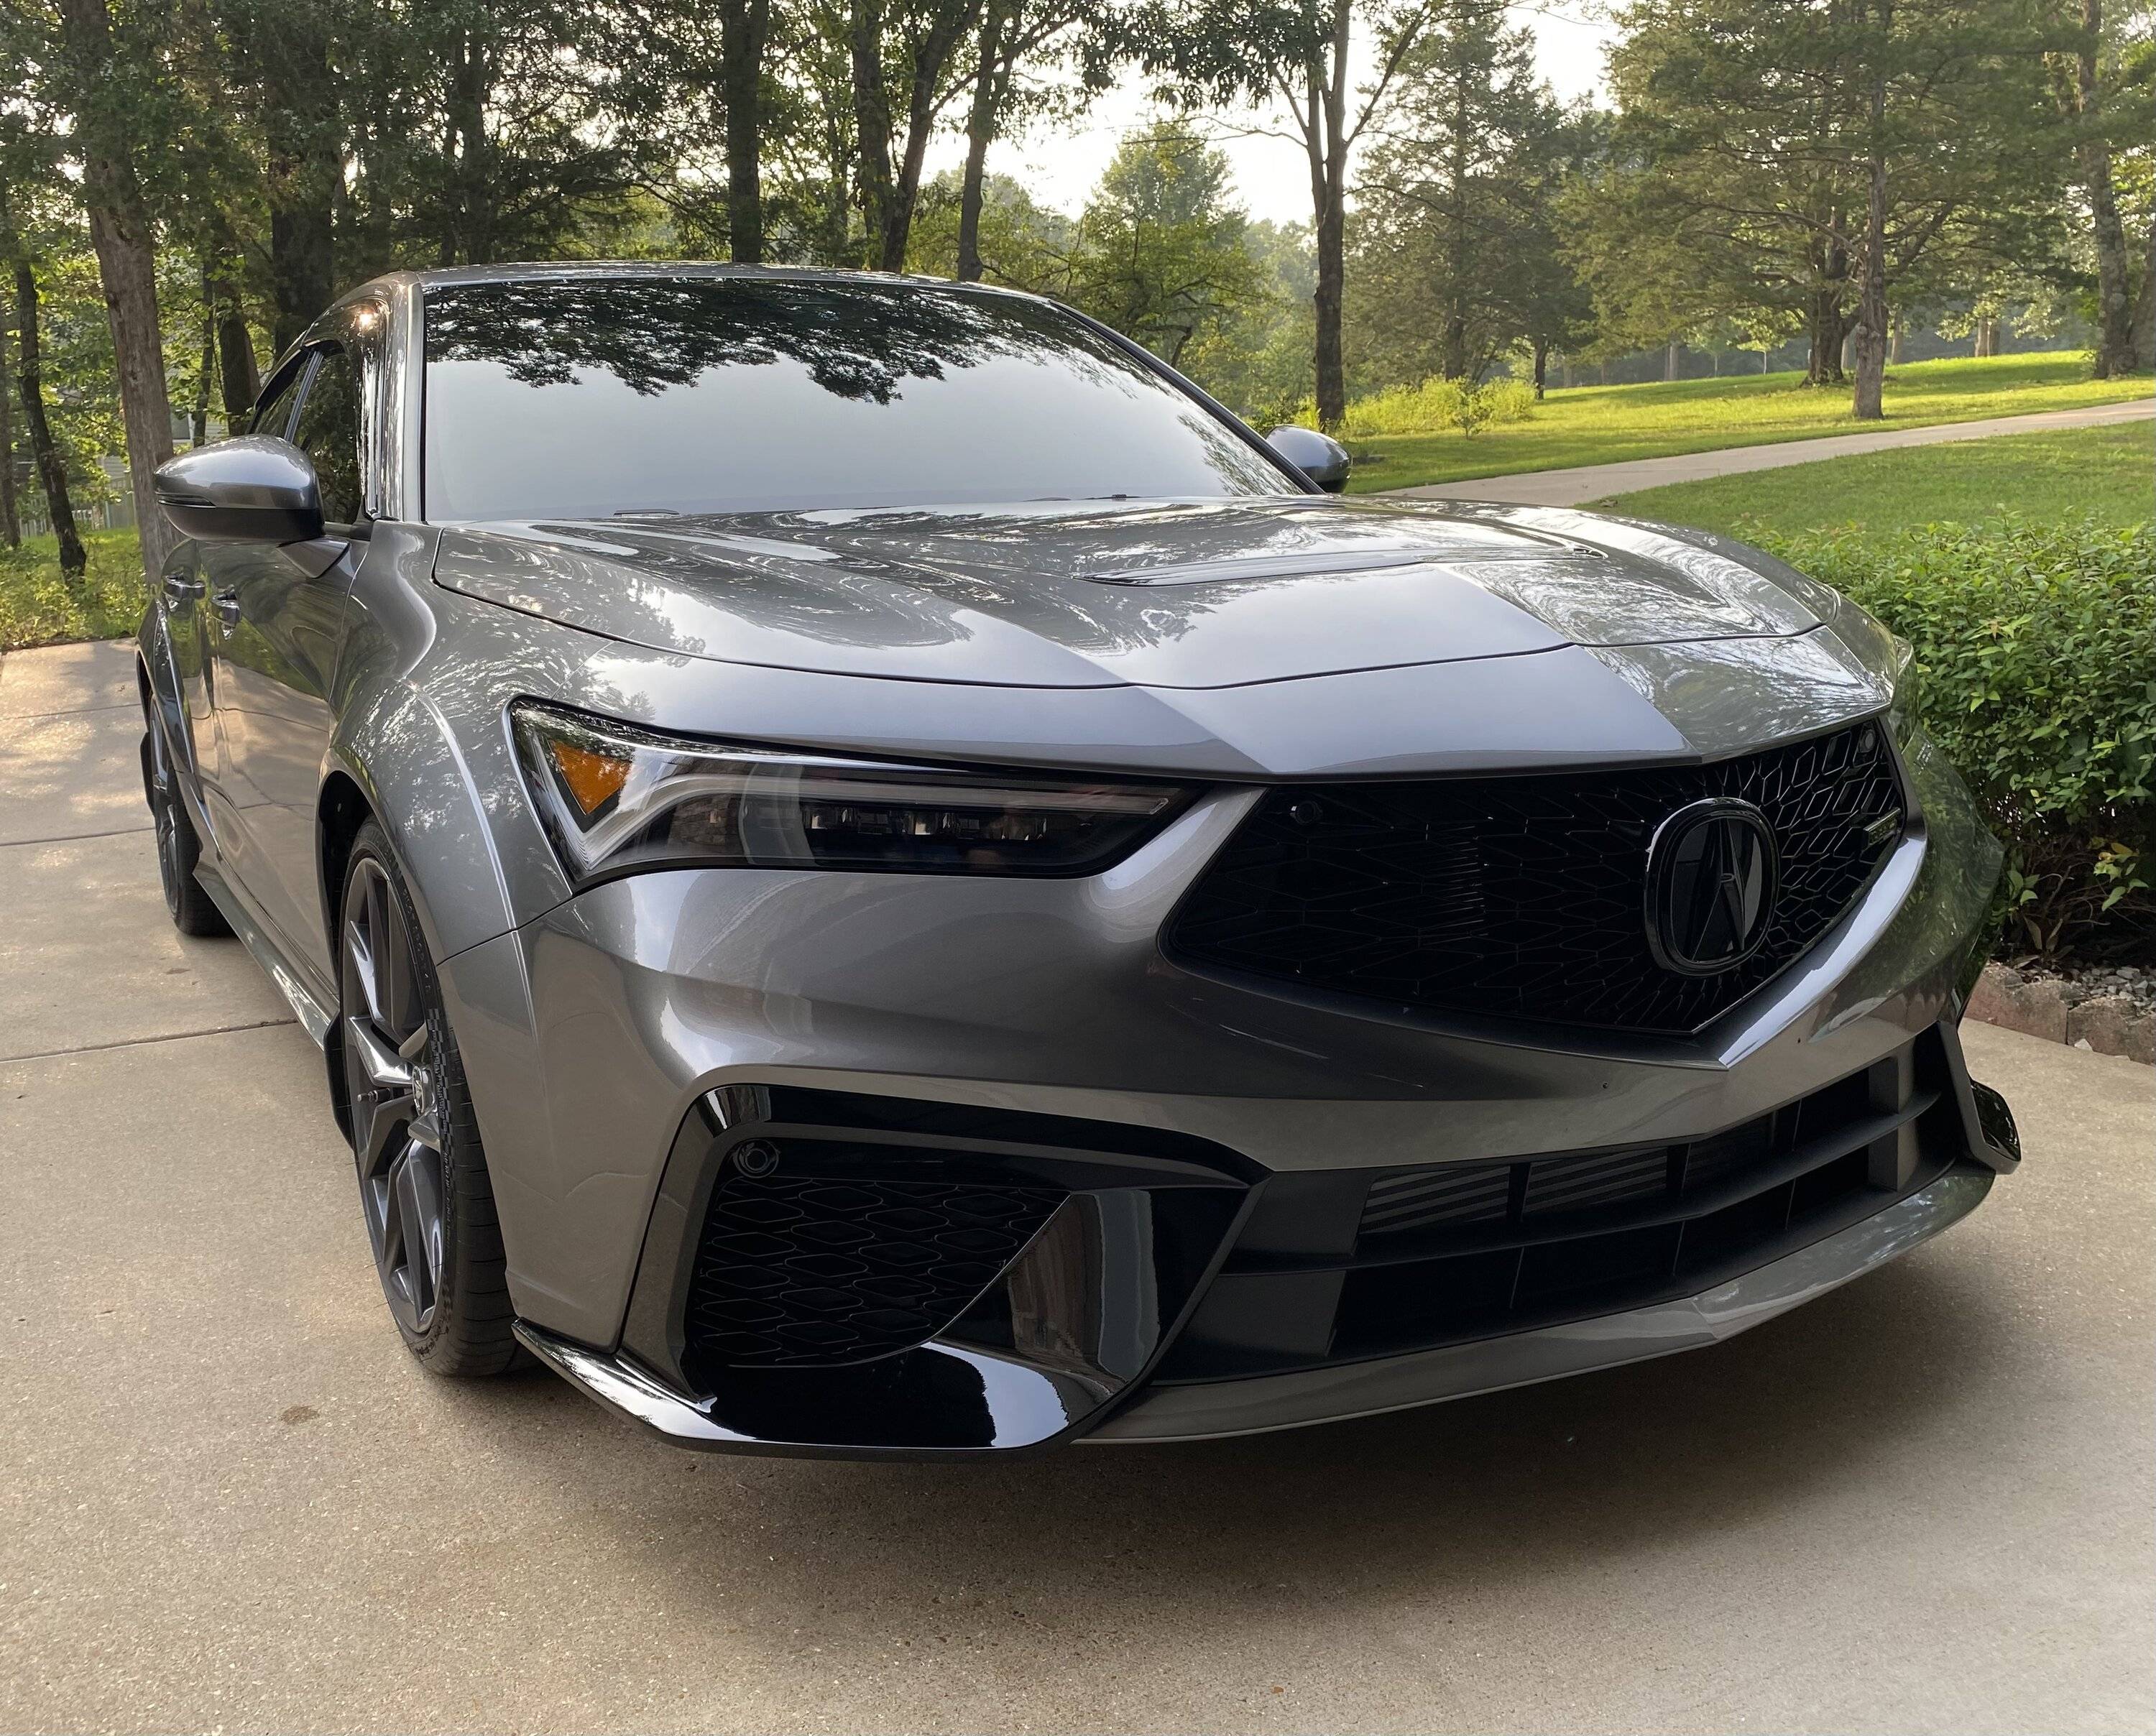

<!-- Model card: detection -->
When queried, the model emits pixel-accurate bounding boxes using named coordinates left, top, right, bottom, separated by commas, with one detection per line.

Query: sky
left=921, top=4, right=1618, bottom=228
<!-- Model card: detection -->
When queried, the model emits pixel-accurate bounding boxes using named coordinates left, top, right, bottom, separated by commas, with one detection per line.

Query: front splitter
left=1085, top=1165, right=1994, bottom=1444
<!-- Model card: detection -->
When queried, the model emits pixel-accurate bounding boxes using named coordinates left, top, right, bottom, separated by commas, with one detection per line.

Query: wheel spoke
left=347, top=1013, right=416, bottom=1095
left=396, top=1143, right=445, bottom=1323
left=343, top=899, right=382, bottom=1024
left=339, top=851, right=449, bottom=1338
left=377, top=877, right=420, bottom=1039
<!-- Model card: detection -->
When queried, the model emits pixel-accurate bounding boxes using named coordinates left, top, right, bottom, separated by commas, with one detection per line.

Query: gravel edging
left=1966, top=964, right=2155, bottom=1063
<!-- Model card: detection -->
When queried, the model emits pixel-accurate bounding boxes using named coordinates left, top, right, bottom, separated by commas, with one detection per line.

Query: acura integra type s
left=137, top=264, right=2020, bottom=1457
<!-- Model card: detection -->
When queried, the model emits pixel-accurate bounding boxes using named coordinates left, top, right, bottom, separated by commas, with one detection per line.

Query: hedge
left=1749, top=517, right=2155, bottom=965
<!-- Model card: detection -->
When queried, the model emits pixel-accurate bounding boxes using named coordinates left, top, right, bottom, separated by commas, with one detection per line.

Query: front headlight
left=510, top=699, right=1196, bottom=887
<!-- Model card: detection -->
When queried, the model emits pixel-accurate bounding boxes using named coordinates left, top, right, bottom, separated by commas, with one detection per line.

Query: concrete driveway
left=4, top=640, right=2151, bottom=1735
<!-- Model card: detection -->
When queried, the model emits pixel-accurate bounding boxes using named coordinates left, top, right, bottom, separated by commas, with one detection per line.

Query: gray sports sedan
left=137, top=264, right=2019, bottom=1457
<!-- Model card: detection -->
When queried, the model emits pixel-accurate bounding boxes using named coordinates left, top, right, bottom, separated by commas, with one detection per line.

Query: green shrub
left=1749, top=516, right=2155, bottom=964
left=1335, top=374, right=1536, bottom=439
left=1, top=529, right=149, bottom=651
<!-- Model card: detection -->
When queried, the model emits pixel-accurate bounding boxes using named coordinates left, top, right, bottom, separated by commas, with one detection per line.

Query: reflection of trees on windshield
left=423, top=274, right=1088, bottom=404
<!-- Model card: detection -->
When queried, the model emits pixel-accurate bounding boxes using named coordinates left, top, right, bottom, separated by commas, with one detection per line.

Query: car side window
left=291, top=344, right=367, bottom=527
left=249, top=364, right=307, bottom=441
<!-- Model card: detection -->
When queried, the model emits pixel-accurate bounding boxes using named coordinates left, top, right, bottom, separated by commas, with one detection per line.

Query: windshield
left=420, top=275, right=1294, bottom=520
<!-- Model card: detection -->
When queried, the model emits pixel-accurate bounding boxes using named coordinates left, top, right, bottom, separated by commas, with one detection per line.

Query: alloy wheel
left=341, top=857, right=447, bottom=1335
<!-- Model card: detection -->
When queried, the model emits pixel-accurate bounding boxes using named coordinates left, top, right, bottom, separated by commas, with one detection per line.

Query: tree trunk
left=0, top=313, right=17, bottom=547
left=55, top=0, right=175, bottom=578
left=1664, top=341, right=1680, bottom=382
left=2129, top=218, right=2155, bottom=371
left=1309, top=3, right=1353, bottom=433
left=193, top=292, right=214, bottom=445
left=1531, top=339, right=1548, bottom=400
left=15, top=263, right=86, bottom=581
left=1439, top=312, right=1467, bottom=382
left=209, top=264, right=259, bottom=417
left=721, top=0, right=772, bottom=264
left=955, top=0, right=1010, bottom=282
left=1805, top=226, right=1850, bottom=385
left=1849, top=50, right=1891, bottom=421
left=851, top=0, right=900, bottom=268
left=1559, top=353, right=1572, bottom=389
left=2071, top=3, right=2133, bottom=375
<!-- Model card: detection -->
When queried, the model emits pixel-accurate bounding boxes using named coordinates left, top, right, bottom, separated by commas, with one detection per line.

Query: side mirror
left=155, top=436, right=325, bottom=544
left=1266, top=425, right=1351, bottom=494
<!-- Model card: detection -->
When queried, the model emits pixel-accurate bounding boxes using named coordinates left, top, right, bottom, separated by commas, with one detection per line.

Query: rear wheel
left=139, top=711, right=231, bottom=938
left=338, top=821, right=519, bottom=1375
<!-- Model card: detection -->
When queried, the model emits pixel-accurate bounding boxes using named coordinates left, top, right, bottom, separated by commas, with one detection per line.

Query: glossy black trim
left=599, top=1086, right=1256, bottom=1455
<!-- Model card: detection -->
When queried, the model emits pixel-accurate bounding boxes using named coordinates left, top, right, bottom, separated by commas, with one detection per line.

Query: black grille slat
left=1361, top=1162, right=1511, bottom=1233
left=1523, top=1148, right=1673, bottom=1217
left=1169, top=721, right=1903, bottom=1035
left=684, top=1168, right=1061, bottom=1367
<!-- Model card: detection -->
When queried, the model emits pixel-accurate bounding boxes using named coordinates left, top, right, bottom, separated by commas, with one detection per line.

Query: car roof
left=335, top=261, right=1013, bottom=305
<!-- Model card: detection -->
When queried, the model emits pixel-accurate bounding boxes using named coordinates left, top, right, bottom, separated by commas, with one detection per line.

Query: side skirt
left=195, top=860, right=336, bottom=1049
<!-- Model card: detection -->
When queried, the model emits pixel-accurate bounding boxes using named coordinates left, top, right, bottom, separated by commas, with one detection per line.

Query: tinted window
left=292, top=345, right=365, bottom=524
left=249, top=364, right=307, bottom=440
left=421, top=276, right=1291, bottom=520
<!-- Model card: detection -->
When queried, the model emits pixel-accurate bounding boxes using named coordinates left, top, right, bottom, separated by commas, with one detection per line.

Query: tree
left=1177, top=217, right=1314, bottom=420
left=42, top=0, right=180, bottom=578
left=10, top=262, right=86, bottom=581
left=0, top=313, right=16, bottom=548
left=952, top=0, right=1110, bottom=281
left=1597, top=0, right=2062, bottom=416
left=1067, top=124, right=1266, bottom=367
left=2046, top=0, right=2156, bottom=375
left=1352, top=4, right=1585, bottom=388
left=612, top=0, right=776, bottom=262
left=849, top=0, right=984, bottom=271
left=908, top=169, right=1074, bottom=288
left=1138, top=0, right=1436, bottom=429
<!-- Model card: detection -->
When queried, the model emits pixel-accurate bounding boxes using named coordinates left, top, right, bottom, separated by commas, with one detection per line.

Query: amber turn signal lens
left=547, top=739, right=631, bottom=816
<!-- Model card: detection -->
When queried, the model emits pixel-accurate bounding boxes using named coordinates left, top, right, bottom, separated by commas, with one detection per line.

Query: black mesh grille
left=1168, top=719, right=1904, bottom=1034
left=684, top=1163, right=1062, bottom=1367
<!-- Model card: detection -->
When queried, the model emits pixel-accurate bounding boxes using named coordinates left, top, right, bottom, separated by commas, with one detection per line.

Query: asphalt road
left=1378, top=396, right=2155, bottom=507
left=4, top=640, right=2152, bottom=1735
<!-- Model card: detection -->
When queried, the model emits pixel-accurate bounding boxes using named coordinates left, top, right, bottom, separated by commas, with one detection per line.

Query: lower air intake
left=683, top=1156, right=1062, bottom=1367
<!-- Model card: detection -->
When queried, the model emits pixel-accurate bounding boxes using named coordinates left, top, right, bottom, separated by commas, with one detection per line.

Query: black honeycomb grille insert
left=1169, top=720, right=1904, bottom=1034
left=684, top=1161, right=1062, bottom=1368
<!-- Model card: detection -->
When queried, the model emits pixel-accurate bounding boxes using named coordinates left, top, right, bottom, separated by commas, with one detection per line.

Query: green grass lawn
left=1346, top=353, right=2153, bottom=493
left=1, top=528, right=149, bottom=652
left=1593, top=421, right=2155, bottom=539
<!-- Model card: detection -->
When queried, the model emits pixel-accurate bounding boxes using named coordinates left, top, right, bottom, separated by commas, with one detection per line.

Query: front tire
left=338, top=821, right=519, bottom=1376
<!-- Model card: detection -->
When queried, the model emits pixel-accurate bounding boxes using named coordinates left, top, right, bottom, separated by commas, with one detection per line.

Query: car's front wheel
left=338, top=821, right=519, bottom=1375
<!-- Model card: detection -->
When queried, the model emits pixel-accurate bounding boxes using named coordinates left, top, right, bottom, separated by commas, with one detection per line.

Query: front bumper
left=517, top=1159, right=1995, bottom=1453
left=436, top=726, right=2012, bottom=1456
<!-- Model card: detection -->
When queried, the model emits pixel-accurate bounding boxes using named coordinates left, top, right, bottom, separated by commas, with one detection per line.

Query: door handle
left=162, top=571, right=204, bottom=603
left=213, top=587, right=242, bottom=627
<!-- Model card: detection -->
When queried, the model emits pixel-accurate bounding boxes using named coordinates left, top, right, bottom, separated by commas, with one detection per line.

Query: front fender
left=323, top=522, right=568, bottom=966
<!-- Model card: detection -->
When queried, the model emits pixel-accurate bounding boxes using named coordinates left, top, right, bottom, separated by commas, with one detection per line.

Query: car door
left=206, top=335, right=372, bottom=986
left=185, top=360, right=308, bottom=857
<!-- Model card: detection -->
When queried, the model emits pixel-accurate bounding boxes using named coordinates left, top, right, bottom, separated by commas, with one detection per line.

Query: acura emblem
left=1646, top=798, right=1779, bottom=976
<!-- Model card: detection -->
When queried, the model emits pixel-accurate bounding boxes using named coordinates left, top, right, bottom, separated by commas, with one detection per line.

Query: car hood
left=429, top=495, right=1824, bottom=690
